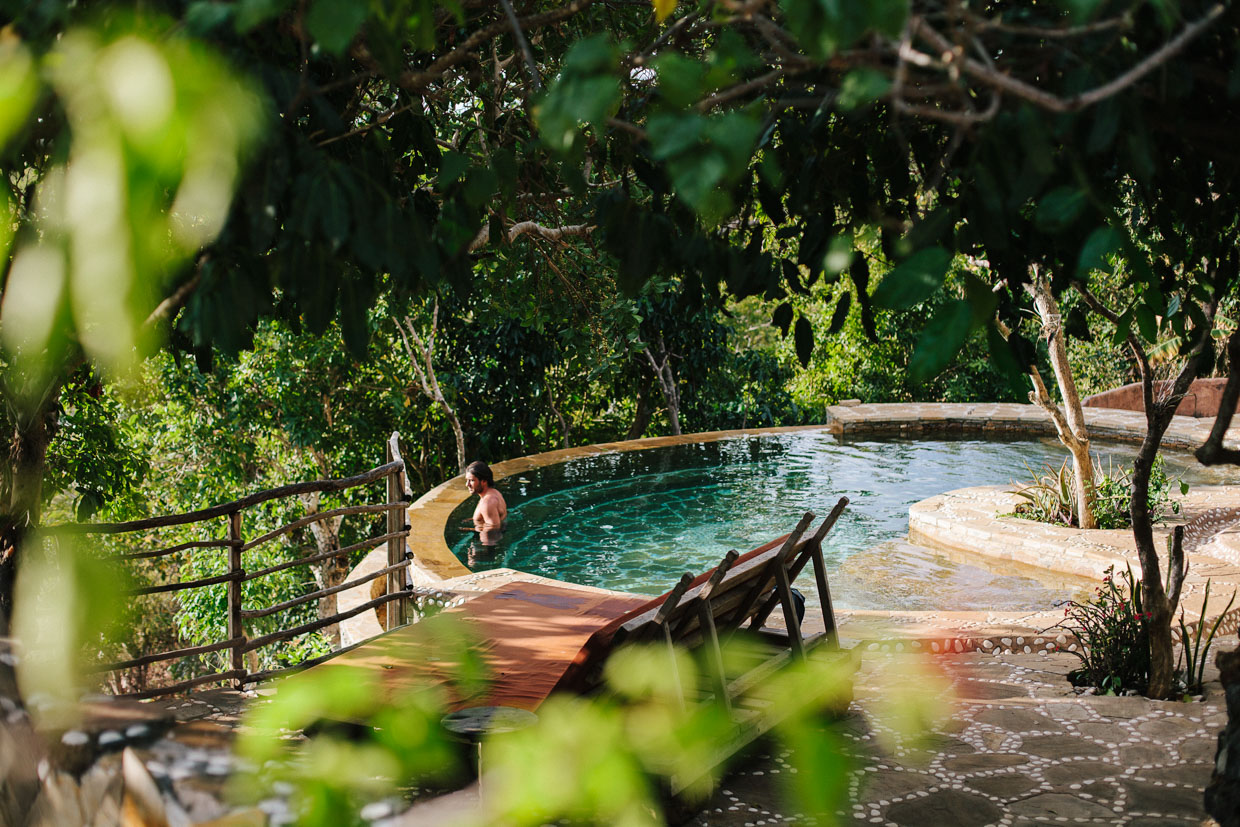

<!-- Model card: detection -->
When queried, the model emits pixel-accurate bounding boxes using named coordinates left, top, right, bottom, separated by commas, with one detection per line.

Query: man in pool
left=465, top=460, right=507, bottom=536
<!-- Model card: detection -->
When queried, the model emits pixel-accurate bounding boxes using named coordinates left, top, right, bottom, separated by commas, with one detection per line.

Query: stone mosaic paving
left=688, top=649, right=1224, bottom=827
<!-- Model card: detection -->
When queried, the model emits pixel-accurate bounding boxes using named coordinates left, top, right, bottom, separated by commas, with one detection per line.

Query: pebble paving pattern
left=688, top=649, right=1224, bottom=827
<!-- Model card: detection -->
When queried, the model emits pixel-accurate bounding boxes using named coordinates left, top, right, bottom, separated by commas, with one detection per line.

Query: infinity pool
left=447, top=433, right=1230, bottom=611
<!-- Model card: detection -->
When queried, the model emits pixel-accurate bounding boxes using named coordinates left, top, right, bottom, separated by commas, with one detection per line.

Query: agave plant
left=1012, top=459, right=1079, bottom=526
left=1011, top=455, right=1185, bottom=530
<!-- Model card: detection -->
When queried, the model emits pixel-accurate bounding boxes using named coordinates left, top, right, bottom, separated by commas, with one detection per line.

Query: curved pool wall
left=339, top=402, right=1240, bottom=645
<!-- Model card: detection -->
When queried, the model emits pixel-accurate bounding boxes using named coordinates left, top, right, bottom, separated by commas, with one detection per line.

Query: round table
left=441, top=705, right=538, bottom=783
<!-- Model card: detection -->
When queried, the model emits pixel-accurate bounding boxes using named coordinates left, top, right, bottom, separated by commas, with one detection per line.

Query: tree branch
left=468, top=220, right=594, bottom=252
left=1196, top=327, right=1240, bottom=465
left=912, top=4, right=1226, bottom=114
left=498, top=0, right=542, bottom=91
left=145, top=271, right=201, bottom=329
left=398, top=0, right=592, bottom=94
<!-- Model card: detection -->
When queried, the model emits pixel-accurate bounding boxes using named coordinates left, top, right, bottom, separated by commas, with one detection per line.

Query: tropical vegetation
left=3, top=0, right=1240, bottom=820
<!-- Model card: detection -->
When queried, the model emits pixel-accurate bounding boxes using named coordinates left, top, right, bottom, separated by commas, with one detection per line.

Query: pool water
left=447, top=433, right=1233, bottom=611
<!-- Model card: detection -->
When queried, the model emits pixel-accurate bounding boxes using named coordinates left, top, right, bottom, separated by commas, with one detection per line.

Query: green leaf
left=704, top=111, right=762, bottom=171
left=437, top=151, right=470, bottom=187
left=836, top=68, right=891, bottom=110
left=667, top=152, right=729, bottom=219
left=772, top=302, right=794, bottom=337
left=780, top=0, right=868, bottom=59
left=868, top=0, right=909, bottom=37
left=986, top=324, right=1022, bottom=377
left=1065, top=305, right=1093, bottom=342
left=184, top=2, right=234, bottom=35
left=909, top=300, right=973, bottom=383
left=827, top=291, right=851, bottom=335
left=339, top=274, right=374, bottom=358
left=462, top=166, right=499, bottom=207
left=562, top=33, right=618, bottom=76
left=871, top=247, right=951, bottom=310
left=1134, top=303, right=1158, bottom=342
left=962, top=271, right=998, bottom=327
left=1077, top=226, right=1121, bottom=276
left=651, top=53, right=709, bottom=110
left=824, top=235, right=853, bottom=276
left=1036, top=186, right=1087, bottom=231
left=0, top=43, right=38, bottom=149
left=647, top=112, right=706, bottom=160
left=1111, top=309, right=1133, bottom=345
left=307, top=0, right=369, bottom=55
left=534, top=74, right=621, bottom=155
left=794, top=316, right=814, bottom=367
left=1086, top=98, right=1120, bottom=154
left=310, top=164, right=355, bottom=249
left=235, top=0, right=293, bottom=32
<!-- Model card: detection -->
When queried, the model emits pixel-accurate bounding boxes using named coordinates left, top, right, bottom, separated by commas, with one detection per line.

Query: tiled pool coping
left=339, top=403, right=1240, bottom=645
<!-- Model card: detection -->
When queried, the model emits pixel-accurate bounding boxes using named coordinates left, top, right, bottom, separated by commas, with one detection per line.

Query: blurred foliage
left=230, top=625, right=939, bottom=826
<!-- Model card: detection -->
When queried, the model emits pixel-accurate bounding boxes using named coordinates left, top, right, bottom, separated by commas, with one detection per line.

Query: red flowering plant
left=1053, top=565, right=1151, bottom=695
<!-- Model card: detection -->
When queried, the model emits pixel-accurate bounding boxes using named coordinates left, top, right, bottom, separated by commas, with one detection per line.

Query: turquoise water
left=447, top=433, right=1230, bottom=611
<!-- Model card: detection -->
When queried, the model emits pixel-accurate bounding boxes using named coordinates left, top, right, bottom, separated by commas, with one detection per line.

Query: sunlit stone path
left=690, top=642, right=1223, bottom=827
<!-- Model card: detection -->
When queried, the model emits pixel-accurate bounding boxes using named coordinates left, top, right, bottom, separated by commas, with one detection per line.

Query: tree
left=7, top=0, right=1240, bottom=700
left=997, top=269, right=1099, bottom=529
left=0, top=15, right=265, bottom=626
left=397, top=299, right=469, bottom=473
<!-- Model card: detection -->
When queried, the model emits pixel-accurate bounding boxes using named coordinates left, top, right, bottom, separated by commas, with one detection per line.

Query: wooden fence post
left=228, top=510, right=246, bottom=688
left=385, top=439, right=407, bottom=629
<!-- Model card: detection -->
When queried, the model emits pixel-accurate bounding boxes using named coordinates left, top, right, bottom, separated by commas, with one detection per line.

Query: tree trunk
left=0, top=388, right=61, bottom=633
left=1075, top=279, right=1215, bottom=698
left=299, top=492, right=348, bottom=648
left=396, top=302, right=468, bottom=473
left=626, top=381, right=653, bottom=440
left=1130, top=432, right=1177, bottom=698
left=545, top=380, right=571, bottom=448
left=1026, top=273, right=1097, bottom=528
left=638, top=335, right=681, bottom=436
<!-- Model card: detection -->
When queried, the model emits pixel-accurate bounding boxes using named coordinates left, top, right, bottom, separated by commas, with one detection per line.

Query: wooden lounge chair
left=555, top=500, right=856, bottom=797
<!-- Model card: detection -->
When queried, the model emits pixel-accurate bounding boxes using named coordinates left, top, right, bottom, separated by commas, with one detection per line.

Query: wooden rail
left=52, top=432, right=417, bottom=699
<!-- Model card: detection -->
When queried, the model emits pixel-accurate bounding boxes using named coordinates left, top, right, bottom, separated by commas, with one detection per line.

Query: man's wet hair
left=465, top=460, right=494, bottom=486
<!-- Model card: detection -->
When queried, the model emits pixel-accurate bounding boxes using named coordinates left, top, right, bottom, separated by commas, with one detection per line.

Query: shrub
left=1056, top=565, right=1150, bottom=694
left=1013, top=454, right=1184, bottom=529
left=1177, top=580, right=1237, bottom=696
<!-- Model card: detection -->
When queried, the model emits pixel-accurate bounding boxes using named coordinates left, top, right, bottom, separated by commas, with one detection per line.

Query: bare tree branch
left=912, top=4, right=1226, bottom=114
left=468, top=220, right=594, bottom=252
left=498, top=0, right=542, bottom=90
left=145, top=271, right=201, bottom=329
left=398, top=0, right=593, bottom=94
left=696, top=68, right=789, bottom=112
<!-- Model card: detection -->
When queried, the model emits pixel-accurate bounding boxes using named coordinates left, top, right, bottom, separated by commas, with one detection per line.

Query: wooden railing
left=45, top=432, right=417, bottom=699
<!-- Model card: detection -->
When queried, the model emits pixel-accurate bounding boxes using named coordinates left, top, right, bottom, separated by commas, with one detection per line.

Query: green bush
left=1057, top=566, right=1150, bottom=694
left=1013, top=455, right=1184, bottom=529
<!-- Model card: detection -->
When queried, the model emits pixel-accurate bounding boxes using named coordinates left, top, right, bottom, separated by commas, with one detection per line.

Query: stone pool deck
left=54, top=627, right=1224, bottom=826
left=685, top=641, right=1227, bottom=827
left=401, top=615, right=1227, bottom=827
